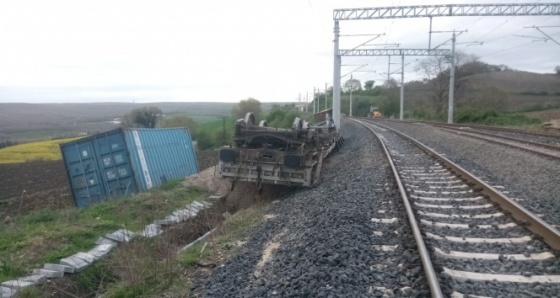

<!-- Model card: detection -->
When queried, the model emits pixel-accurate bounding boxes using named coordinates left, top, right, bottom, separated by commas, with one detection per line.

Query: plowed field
left=0, top=160, right=73, bottom=219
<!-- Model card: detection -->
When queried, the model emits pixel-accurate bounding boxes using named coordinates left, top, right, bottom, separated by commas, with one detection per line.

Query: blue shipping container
left=60, top=127, right=199, bottom=208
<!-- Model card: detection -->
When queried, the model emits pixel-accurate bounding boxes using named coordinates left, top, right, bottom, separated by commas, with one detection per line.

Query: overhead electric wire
left=479, top=40, right=536, bottom=58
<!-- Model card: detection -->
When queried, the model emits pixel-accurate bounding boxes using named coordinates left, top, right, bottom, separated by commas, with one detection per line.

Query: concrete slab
left=172, top=209, right=189, bottom=217
left=172, top=210, right=194, bottom=222
left=87, top=244, right=115, bottom=259
left=2, top=275, right=46, bottom=289
left=1, top=280, right=34, bottom=289
left=104, top=229, right=135, bottom=242
left=43, top=263, right=75, bottom=273
left=207, top=195, right=223, bottom=201
left=154, top=218, right=177, bottom=226
left=95, top=237, right=118, bottom=246
left=32, top=268, right=64, bottom=278
left=139, top=224, right=163, bottom=238
left=186, top=209, right=198, bottom=217
left=59, top=255, right=90, bottom=272
left=20, top=275, right=47, bottom=283
left=185, top=204, right=201, bottom=213
left=191, top=201, right=205, bottom=209
left=164, top=214, right=181, bottom=224
left=0, top=286, right=17, bottom=297
left=72, top=252, right=96, bottom=263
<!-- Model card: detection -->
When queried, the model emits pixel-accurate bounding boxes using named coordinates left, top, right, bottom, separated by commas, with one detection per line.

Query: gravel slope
left=376, top=120, right=560, bottom=228
left=201, top=119, right=429, bottom=297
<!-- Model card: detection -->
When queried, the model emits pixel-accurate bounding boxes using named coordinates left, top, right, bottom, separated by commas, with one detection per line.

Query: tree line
left=0, top=139, right=18, bottom=150
left=120, top=98, right=307, bottom=150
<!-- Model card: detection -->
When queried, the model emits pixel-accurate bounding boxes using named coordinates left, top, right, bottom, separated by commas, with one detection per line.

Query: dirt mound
left=183, top=166, right=292, bottom=211
left=183, top=166, right=231, bottom=196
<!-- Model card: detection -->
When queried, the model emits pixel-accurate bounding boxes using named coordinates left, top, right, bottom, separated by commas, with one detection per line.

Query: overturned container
left=60, top=127, right=198, bottom=208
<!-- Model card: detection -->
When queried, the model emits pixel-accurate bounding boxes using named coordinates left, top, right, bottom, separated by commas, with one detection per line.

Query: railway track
left=352, top=118, right=560, bottom=297
left=430, top=123, right=560, bottom=160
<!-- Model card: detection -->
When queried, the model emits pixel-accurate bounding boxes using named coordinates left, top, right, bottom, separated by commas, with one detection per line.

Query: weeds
left=0, top=185, right=207, bottom=283
left=15, top=186, right=266, bottom=297
left=179, top=203, right=264, bottom=268
left=0, top=261, right=25, bottom=282
left=159, top=179, right=182, bottom=191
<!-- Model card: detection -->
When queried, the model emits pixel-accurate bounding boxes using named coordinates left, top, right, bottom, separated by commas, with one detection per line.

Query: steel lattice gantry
left=333, top=3, right=560, bottom=20
left=339, top=49, right=450, bottom=57
left=339, top=48, right=450, bottom=120
left=331, top=3, right=560, bottom=127
left=339, top=48, right=451, bottom=120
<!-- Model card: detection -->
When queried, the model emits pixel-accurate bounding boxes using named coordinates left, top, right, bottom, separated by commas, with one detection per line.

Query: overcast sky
left=0, top=0, right=558, bottom=103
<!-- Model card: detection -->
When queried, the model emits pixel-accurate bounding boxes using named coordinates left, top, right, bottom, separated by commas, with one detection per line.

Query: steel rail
left=386, top=118, right=560, bottom=138
left=438, top=127, right=560, bottom=160
left=349, top=118, right=443, bottom=298
left=437, top=126, right=560, bottom=149
left=433, top=121, right=560, bottom=138
left=381, top=118, right=560, bottom=159
left=366, top=119, right=560, bottom=250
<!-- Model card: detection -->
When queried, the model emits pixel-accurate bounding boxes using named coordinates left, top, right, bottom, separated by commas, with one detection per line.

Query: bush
left=159, top=116, right=198, bottom=135
left=265, top=104, right=305, bottom=128
left=195, top=130, right=215, bottom=150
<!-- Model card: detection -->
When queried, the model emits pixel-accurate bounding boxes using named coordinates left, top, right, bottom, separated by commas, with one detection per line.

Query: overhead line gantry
left=332, top=2, right=560, bottom=127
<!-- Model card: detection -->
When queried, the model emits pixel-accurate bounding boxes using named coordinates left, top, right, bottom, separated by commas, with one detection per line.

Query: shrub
left=195, top=130, right=215, bottom=150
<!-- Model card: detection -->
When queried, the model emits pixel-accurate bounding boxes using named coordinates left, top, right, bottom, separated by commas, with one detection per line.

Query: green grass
left=455, top=107, right=541, bottom=126
left=23, top=194, right=265, bottom=297
left=0, top=185, right=207, bottom=283
left=198, top=117, right=234, bottom=133
left=195, top=117, right=235, bottom=150
left=0, top=136, right=82, bottom=164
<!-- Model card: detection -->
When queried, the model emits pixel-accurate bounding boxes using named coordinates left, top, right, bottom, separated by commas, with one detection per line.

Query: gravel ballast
left=369, top=119, right=560, bottom=297
left=376, top=120, right=560, bottom=228
left=201, top=119, right=429, bottom=297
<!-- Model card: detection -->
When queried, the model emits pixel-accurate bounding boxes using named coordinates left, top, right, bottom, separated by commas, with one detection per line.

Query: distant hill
left=467, top=71, right=560, bottom=94
left=404, top=70, right=560, bottom=113
left=0, top=101, right=287, bottom=140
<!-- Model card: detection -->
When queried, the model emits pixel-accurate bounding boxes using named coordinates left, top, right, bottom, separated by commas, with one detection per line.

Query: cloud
left=0, top=0, right=558, bottom=103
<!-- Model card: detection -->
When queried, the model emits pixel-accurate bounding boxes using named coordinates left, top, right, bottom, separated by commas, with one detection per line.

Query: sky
left=0, top=0, right=558, bottom=103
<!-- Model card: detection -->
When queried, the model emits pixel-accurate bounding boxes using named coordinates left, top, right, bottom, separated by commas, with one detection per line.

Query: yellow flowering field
left=0, top=137, right=82, bottom=164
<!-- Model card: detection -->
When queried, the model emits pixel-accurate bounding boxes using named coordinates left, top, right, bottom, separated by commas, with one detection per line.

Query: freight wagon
left=216, top=112, right=343, bottom=189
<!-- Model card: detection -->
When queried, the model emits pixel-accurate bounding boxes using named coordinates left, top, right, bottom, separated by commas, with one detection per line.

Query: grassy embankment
left=454, top=107, right=542, bottom=127
left=14, top=187, right=266, bottom=297
left=0, top=137, right=82, bottom=164
left=0, top=181, right=207, bottom=284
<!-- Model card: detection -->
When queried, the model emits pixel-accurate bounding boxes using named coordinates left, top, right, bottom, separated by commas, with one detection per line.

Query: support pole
left=325, top=83, right=328, bottom=110
left=400, top=54, right=404, bottom=120
left=333, top=20, right=341, bottom=128
left=387, top=56, right=391, bottom=81
left=305, top=92, right=308, bottom=113
left=349, top=75, right=353, bottom=117
left=313, top=88, right=316, bottom=114
left=428, top=17, right=433, bottom=49
left=448, top=31, right=456, bottom=124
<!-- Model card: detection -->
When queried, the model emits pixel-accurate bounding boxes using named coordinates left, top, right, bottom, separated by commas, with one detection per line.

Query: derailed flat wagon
left=216, top=111, right=343, bottom=188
